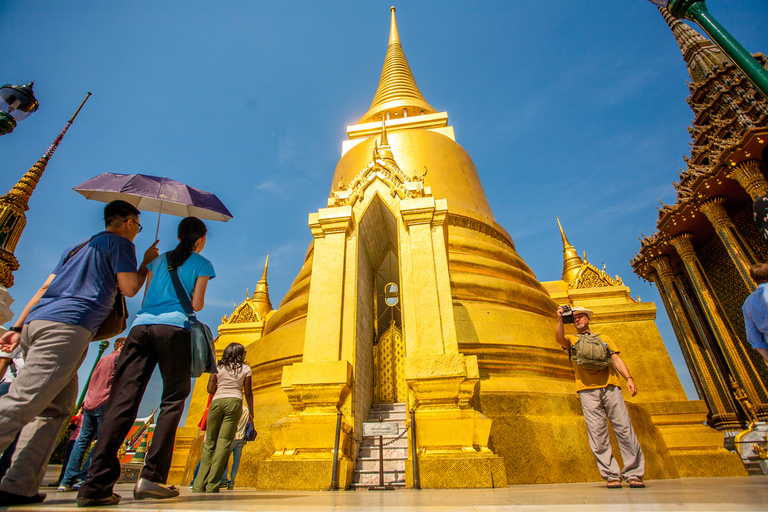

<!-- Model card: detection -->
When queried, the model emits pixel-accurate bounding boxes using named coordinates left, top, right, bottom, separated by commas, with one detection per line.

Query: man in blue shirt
left=743, top=264, right=768, bottom=363
left=0, top=200, right=158, bottom=506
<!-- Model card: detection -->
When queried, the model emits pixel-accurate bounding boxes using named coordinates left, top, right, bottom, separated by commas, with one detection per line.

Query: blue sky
left=2, top=1, right=767, bottom=420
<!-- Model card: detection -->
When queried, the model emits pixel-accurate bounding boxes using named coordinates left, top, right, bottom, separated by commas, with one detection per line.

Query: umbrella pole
left=143, top=204, right=163, bottom=306
left=155, top=205, right=163, bottom=242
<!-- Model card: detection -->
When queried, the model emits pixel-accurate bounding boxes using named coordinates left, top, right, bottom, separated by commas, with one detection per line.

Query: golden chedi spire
left=557, top=217, right=583, bottom=285
left=252, top=254, right=273, bottom=319
left=0, top=93, right=91, bottom=288
left=359, top=6, right=437, bottom=124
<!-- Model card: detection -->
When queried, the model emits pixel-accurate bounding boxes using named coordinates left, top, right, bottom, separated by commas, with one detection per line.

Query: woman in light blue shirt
left=78, top=217, right=215, bottom=507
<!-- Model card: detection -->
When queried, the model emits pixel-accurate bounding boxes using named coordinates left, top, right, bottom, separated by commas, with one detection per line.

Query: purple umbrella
left=73, top=173, right=233, bottom=238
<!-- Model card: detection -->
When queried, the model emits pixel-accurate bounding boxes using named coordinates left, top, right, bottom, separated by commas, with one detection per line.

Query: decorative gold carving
left=222, top=256, right=272, bottom=325
left=446, top=214, right=514, bottom=250
left=330, top=138, right=430, bottom=208
left=730, top=375, right=758, bottom=424
left=727, top=159, right=768, bottom=200
left=570, top=259, right=623, bottom=289
left=373, top=319, right=406, bottom=404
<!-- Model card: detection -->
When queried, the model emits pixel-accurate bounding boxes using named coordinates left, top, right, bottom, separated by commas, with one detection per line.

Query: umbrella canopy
left=73, top=173, right=233, bottom=222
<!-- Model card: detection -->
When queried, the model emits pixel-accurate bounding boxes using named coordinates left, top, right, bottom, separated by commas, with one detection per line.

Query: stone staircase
left=350, top=403, right=408, bottom=489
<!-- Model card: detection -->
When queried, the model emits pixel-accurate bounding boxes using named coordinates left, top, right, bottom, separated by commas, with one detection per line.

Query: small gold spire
left=557, top=217, right=583, bottom=285
left=252, top=254, right=273, bottom=318
left=376, top=120, right=396, bottom=164
left=359, top=7, right=436, bottom=124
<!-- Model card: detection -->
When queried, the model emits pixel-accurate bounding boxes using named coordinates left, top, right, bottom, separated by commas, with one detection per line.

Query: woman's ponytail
left=168, top=217, right=207, bottom=269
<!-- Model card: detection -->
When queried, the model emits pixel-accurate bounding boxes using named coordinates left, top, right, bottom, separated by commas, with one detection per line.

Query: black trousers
left=78, top=324, right=191, bottom=499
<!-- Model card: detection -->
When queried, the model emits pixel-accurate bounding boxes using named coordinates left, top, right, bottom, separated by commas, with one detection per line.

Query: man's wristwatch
left=8, top=326, right=22, bottom=333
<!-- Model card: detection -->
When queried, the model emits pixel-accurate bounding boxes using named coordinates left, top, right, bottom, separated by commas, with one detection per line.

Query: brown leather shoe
left=0, top=490, right=46, bottom=506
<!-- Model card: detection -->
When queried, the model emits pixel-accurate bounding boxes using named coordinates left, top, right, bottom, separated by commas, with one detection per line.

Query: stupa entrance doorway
left=373, top=248, right=405, bottom=403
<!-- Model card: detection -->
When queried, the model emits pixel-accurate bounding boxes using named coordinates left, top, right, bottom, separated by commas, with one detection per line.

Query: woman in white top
left=192, top=343, right=254, bottom=493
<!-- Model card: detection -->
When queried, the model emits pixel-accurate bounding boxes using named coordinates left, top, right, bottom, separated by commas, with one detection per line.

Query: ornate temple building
left=172, top=7, right=747, bottom=489
left=631, top=8, right=768, bottom=430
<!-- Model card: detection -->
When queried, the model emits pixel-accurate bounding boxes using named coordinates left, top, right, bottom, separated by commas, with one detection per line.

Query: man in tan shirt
left=555, top=306, right=645, bottom=489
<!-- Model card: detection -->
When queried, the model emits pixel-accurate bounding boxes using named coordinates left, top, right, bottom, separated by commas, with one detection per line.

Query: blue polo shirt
left=26, top=232, right=138, bottom=334
left=132, top=252, right=215, bottom=329
left=743, top=282, right=768, bottom=350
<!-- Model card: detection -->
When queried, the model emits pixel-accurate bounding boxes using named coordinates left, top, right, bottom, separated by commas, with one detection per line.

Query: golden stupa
left=170, top=7, right=745, bottom=489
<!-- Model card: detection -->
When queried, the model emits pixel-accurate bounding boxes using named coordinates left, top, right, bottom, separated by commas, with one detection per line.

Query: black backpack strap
left=63, top=232, right=109, bottom=266
left=168, top=263, right=195, bottom=319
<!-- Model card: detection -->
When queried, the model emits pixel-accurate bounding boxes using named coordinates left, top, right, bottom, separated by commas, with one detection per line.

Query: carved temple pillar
left=649, top=257, right=738, bottom=427
left=669, top=233, right=768, bottom=412
left=697, top=197, right=755, bottom=292
left=398, top=197, right=506, bottom=488
left=727, top=159, right=768, bottom=200
left=263, top=206, right=356, bottom=490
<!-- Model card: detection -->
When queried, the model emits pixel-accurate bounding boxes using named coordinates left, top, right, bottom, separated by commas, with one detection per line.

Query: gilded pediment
left=570, top=260, right=623, bottom=289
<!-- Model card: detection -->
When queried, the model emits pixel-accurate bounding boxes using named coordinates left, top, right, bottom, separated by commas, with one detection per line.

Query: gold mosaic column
left=727, top=159, right=768, bottom=200
left=649, top=257, right=738, bottom=427
left=263, top=206, right=355, bottom=490
left=698, top=197, right=755, bottom=292
left=669, top=233, right=767, bottom=409
left=398, top=197, right=507, bottom=488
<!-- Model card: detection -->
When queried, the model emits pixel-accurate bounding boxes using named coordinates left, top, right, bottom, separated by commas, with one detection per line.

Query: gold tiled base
left=258, top=457, right=353, bottom=490
left=408, top=454, right=507, bottom=488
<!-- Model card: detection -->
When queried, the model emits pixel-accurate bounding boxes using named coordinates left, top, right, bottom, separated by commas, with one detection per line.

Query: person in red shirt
left=58, top=338, right=125, bottom=491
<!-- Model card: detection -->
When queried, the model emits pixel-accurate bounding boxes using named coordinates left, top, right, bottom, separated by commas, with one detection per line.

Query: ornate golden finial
left=252, top=253, right=273, bottom=319
left=557, top=217, right=583, bottom=285
left=359, top=7, right=436, bottom=123
left=376, top=120, right=396, bottom=163
left=0, top=93, right=91, bottom=288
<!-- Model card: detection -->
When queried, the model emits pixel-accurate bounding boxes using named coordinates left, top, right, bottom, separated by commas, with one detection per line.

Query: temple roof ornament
left=330, top=122, right=430, bottom=207
left=555, top=217, right=623, bottom=289
left=659, top=6, right=731, bottom=84
left=0, top=93, right=91, bottom=288
left=221, top=254, right=273, bottom=325
left=358, top=6, right=436, bottom=124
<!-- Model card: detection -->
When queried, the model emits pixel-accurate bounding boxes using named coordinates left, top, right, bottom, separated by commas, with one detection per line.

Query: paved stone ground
left=5, top=468, right=767, bottom=512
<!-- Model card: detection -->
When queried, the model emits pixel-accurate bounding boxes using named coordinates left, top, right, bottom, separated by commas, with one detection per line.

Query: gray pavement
left=4, top=470, right=767, bottom=512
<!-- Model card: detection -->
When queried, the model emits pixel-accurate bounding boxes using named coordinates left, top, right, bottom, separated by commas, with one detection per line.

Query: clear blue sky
left=2, top=1, right=767, bottom=420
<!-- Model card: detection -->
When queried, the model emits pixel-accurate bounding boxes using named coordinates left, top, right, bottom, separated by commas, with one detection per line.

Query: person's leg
left=227, top=439, right=244, bottom=489
left=0, top=382, right=17, bottom=480
left=55, top=440, right=76, bottom=485
left=193, top=400, right=224, bottom=492
left=220, top=451, right=232, bottom=488
left=140, top=325, right=191, bottom=484
left=0, top=321, right=92, bottom=498
left=74, top=405, right=106, bottom=482
left=61, top=408, right=99, bottom=487
left=77, top=327, right=157, bottom=500
left=603, top=385, right=644, bottom=481
left=578, top=388, right=621, bottom=481
left=205, top=399, right=241, bottom=492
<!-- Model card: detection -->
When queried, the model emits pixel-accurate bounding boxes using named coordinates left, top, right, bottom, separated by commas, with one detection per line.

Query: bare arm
left=756, top=347, right=768, bottom=363
left=191, top=276, right=210, bottom=312
left=207, top=373, right=218, bottom=394
left=116, top=241, right=159, bottom=298
left=0, top=358, right=9, bottom=381
left=243, top=375, right=254, bottom=421
left=0, top=273, right=56, bottom=352
left=611, top=353, right=637, bottom=396
left=555, top=306, right=569, bottom=349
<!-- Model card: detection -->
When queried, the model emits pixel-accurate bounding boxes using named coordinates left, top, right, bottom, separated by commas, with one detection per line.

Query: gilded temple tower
left=175, top=7, right=747, bottom=489
left=632, top=7, right=768, bottom=427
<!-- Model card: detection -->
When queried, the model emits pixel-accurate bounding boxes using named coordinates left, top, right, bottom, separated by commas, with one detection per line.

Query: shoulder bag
left=63, top=232, right=127, bottom=341
left=168, top=263, right=217, bottom=378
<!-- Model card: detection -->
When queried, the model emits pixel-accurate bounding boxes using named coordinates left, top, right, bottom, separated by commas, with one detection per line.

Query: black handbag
left=168, top=263, right=217, bottom=378
left=63, top=232, right=128, bottom=341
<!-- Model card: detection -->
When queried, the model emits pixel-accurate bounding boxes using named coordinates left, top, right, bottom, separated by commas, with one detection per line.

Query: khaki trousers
left=0, top=320, right=92, bottom=497
left=578, top=384, right=644, bottom=481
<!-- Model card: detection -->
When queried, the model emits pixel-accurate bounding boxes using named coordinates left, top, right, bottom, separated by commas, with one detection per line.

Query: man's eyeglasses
left=127, top=218, right=143, bottom=233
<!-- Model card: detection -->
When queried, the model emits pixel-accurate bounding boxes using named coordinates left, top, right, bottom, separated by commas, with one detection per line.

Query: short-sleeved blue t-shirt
left=132, top=251, right=215, bottom=329
left=26, top=231, right=138, bottom=334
